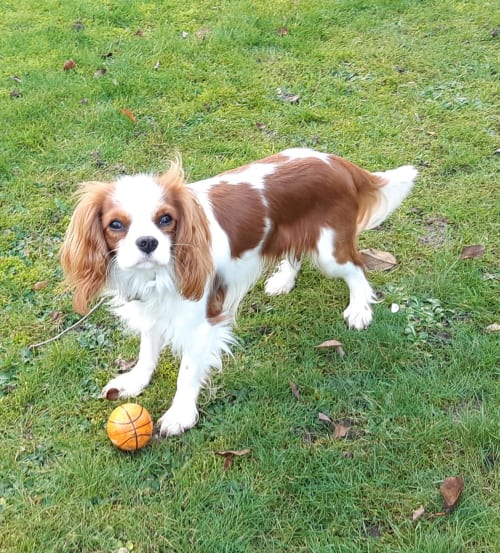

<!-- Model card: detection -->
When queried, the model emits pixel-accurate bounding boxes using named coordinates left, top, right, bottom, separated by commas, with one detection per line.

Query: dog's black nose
left=136, top=236, right=159, bottom=254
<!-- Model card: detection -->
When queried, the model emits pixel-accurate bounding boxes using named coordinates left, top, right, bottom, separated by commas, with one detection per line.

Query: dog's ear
left=174, top=192, right=213, bottom=300
left=60, top=182, right=112, bottom=314
left=158, top=162, right=213, bottom=301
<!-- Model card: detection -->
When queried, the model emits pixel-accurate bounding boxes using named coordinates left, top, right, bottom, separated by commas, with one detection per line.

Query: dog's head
left=60, top=163, right=212, bottom=313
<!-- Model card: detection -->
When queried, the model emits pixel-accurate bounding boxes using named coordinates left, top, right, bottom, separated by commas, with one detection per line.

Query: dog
left=61, top=148, right=417, bottom=436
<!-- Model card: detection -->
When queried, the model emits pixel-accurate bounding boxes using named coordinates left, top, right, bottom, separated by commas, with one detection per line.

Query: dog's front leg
left=101, top=328, right=163, bottom=400
left=157, top=352, right=209, bottom=437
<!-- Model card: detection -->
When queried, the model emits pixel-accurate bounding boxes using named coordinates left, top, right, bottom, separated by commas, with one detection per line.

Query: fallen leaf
left=49, top=310, right=65, bottom=324
left=485, top=323, right=500, bottom=333
left=216, top=449, right=251, bottom=457
left=115, top=356, right=137, bottom=373
left=440, top=476, right=464, bottom=514
left=289, top=381, right=301, bottom=400
left=63, top=59, right=76, bottom=71
left=277, top=26, right=289, bottom=36
left=255, top=122, right=267, bottom=130
left=11, top=75, right=22, bottom=83
left=360, top=248, right=397, bottom=271
left=315, top=339, right=345, bottom=356
left=135, top=29, right=144, bottom=36
left=195, top=28, right=211, bottom=40
left=318, top=412, right=333, bottom=424
left=460, top=244, right=485, bottom=260
left=33, top=281, right=48, bottom=291
left=333, top=423, right=350, bottom=439
left=215, top=449, right=251, bottom=471
left=120, top=108, right=137, bottom=123
left=412, top=505, right=425, bottom=521
left=93, top=68, right=107, bottom=78
left=277, top=88, right=300, bottom=103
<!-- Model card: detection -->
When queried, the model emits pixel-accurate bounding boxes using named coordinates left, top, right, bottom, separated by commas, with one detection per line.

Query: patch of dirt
left=419, top=216, right=449, bottom=248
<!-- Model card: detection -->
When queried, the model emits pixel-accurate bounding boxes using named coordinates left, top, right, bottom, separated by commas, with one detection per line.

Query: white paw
left=264, top=259, right=300, bottom=296
left=101, top=371, right=150, bottom=400
left=157, top=402, right=199, bottom=437
left=343, top=303, right=373, bottom=330
left=264, top=273, right=296, bottom=296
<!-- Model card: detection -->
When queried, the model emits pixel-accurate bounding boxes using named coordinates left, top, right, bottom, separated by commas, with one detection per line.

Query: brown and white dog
left=61, top=148, right=417, bottom=436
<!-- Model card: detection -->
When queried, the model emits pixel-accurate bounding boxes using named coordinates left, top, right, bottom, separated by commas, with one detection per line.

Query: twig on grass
left=28, top=298, right=105, bottom=350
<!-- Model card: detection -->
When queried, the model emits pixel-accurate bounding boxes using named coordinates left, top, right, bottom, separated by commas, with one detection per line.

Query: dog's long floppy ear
left=159, top=162, right=213, bottom=301
left=60, top=182, right=113, bottom=314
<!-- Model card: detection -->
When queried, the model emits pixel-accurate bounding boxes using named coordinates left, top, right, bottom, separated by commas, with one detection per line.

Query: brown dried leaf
left=315, top=339, right=345, bottom=356
left=255, top=122, right=267, bottom=130
left=277, top=26, right=289, bottom=36
left=460, top=244, right=485, bottom=260
left=135, top=29, right=144, bottom=36
left=49, top=310, right=65, bottom=324
left=333, top=423, right=350, bottom=439
left=318, top=412, right=333, bottom=424
left=440, top=476, right=464, bottom=514
left=33, top=281, right=48, bottom=291
left=195, top=27, right=211, bottom=40
left=215, top=449, right=251, bottom=471
left=360, top=248, right=397, bottom=271
left=412, top=505, right=425, bottom=521
left=115, top=356, right=137, bottom=373
left=120, top=108, right=137, bottom=123
left=277, top=88, right=300, bottom=103
left=289, top=381, right=301, bottom=400
left=63, top=59, right=76, bottom=71
left=93, top=68, right=107, bottom=78
left=216, top=449, right=251, bottom=458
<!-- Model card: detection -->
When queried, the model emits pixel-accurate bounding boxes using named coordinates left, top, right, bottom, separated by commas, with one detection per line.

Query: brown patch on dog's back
left=209, top=182, right=266, bottom=258
left=260, top=158, right=359, bottom=261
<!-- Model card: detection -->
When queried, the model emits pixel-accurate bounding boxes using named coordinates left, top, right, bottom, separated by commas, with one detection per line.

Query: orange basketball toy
left=106, top=403, right=153, bottom=451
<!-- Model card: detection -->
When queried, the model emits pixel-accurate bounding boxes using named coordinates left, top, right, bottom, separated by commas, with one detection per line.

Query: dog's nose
left=136, top=236, right=159, bottom=254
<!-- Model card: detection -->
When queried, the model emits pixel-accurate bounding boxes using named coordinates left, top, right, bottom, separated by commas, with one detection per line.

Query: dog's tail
left=356, top=164, right=418, bottom=232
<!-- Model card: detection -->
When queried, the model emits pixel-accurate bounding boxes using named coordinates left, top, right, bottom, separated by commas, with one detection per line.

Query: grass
left=0, top=0, right=498, bottom=551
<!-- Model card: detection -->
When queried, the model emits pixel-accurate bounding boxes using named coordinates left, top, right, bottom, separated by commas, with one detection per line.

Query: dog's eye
left=158, top=214, right=173, bottom=227
left=109, top=220, right=125, bottom=231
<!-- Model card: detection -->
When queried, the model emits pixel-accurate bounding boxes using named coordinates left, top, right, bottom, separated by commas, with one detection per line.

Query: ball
left=106, top=403, right=153, bottom=451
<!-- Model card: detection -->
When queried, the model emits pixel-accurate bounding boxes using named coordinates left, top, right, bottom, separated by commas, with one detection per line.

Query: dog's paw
left=101, top=372, right=149, bottom=400
left=264, top=259, right=299, bottom=296
left=343, top=303, right=373, bottom=330
left=264, top=273, right=296, bottom=296
left=157, top=402, right=199, bottom=437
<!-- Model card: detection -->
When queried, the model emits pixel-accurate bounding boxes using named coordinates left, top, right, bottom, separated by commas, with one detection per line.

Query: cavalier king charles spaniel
left=61, top=148, right=417, bottom=436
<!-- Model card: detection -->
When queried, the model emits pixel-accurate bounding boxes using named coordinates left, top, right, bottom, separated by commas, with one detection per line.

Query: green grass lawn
left=0, top=0, right=498, bottom=551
